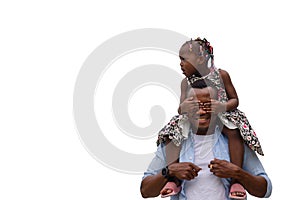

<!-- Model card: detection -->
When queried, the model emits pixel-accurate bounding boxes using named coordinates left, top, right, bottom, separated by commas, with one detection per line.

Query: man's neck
left=192, top=124, right=217, bottom=135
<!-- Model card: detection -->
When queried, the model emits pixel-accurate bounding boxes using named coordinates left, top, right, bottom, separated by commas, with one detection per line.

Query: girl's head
left=179, top=37, right=214, bottom=77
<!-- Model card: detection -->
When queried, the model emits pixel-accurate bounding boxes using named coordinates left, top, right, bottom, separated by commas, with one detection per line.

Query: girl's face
left=179, top=44, right=202, bottom=77
left=179, top=55, right=197, bottom=77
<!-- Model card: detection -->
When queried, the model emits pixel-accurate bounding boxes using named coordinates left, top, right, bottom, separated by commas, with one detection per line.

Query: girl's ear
left=197, top=56, right=205, bottom=65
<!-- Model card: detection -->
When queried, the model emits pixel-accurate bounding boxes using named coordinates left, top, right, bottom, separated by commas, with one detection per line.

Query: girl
left=157, top=37, right=263, bottom=199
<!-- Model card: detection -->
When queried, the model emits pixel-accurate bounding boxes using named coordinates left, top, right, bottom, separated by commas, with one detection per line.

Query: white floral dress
left=157, top=66, right=264, bottom=156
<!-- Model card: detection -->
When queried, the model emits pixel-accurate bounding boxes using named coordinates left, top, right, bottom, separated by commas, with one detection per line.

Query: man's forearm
left=235, top=168, right=267, bottom=197
left=140, top=173, right=167, bottom=198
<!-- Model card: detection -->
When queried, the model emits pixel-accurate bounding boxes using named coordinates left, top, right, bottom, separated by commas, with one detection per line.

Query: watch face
left=162, top=167, right=168, bottom=176
left=162, top=168, right=167, bottom=175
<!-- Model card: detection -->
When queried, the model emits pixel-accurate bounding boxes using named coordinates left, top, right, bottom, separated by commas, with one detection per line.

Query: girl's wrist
left=178, top=107, right=181, bottom=114
left=222, top=102, right=228, bottom=112
left=179, top=105, right=186, bottom=114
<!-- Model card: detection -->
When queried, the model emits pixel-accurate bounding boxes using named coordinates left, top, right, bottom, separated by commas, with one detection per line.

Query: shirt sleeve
left=260, top=174, right=272, bottom=198
left=142, top=144, right=167, bottom=180
left=243, top=145, right=272, bottom=198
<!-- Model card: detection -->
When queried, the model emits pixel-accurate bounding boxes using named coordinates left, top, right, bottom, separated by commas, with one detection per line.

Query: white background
left=1, top=0, right=299, bottom=199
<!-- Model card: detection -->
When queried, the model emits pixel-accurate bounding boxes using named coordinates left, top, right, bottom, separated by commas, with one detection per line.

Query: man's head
left=187, top=80, right=218, bottom=135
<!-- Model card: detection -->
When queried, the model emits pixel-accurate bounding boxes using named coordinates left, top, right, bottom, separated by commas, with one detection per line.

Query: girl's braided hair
left=183, top=37, right=215, bottom=67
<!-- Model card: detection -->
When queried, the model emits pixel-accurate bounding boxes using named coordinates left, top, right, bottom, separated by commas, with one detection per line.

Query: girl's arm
left=178, top=78, right=188, bottom=114
left=219, top=69, right=239, bottom=111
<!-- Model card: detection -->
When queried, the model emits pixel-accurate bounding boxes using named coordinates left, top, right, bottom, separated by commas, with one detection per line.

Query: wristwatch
left=161, top=166, right=170, bottom=179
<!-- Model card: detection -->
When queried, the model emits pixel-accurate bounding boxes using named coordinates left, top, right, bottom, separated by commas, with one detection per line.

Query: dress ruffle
left=156, top=114, right=189, bottom=147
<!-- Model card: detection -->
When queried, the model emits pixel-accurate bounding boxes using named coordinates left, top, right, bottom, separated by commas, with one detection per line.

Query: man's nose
left=196, top=106, right=207, bottom=115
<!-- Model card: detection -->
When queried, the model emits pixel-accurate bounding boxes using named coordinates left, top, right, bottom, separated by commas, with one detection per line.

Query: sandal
left=229, top=183, right=247, bottom=199
left=160, top=182, right=182, bottom=198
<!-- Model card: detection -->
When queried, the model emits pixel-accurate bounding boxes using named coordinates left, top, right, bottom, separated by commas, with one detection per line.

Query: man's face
left=188, top=87, right=218, bottom=133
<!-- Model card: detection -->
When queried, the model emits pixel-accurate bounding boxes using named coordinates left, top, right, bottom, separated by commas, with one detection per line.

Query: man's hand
left=168, top=162, right=201, bottom=180
left=208, top=158, right=240, bottom=179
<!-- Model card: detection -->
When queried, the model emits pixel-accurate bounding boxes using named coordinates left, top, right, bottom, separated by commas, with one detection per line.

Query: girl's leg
left=165, top=138, right=180, bottom=166
left=222, top=126, right=244, bottom=182
left=160, top=138, right=182, bottom=197
left=222, top=126, right=246, bottom=198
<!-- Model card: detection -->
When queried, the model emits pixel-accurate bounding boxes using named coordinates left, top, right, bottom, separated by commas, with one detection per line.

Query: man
left=140, top=83, right=272, bottom=200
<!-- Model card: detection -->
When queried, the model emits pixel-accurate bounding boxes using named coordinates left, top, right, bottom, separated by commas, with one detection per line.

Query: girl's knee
left=223, top=127, right=240, bottom=137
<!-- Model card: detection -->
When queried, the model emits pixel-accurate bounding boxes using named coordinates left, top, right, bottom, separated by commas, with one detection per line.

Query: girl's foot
left=160, top=182, right=182, bottom=198
left=229, top=183, right=247, bottom=199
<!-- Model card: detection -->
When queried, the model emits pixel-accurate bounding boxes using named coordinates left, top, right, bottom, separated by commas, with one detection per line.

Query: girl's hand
left=179, top=97, right=199, bottom=115
left=203, top=99, right=226, bottom=114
